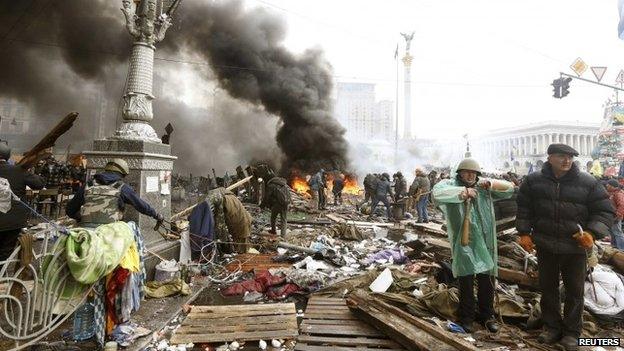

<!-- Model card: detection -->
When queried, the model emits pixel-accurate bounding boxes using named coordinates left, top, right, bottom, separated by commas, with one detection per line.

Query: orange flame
left=343, top=175, right=362, bottom=195
left=290, top=176, right=311, bottom=196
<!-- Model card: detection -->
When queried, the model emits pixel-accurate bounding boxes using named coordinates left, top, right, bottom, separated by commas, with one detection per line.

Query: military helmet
left=456, top=158, right=481, bottom=175
left=382, top=172, right=390, bottom=180
left=105, top=158, right=130, bottom=175
left=0, top=142, right=11, bottom=161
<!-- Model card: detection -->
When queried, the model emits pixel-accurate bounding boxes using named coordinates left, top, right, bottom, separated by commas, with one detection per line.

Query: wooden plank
left=170, top=329, right=299, bottom=344
left=187, top=310, right=295, bottom=319
left=348, top=290, right=478, bottom=351
left=303, top=312, right=357, bottom=320
left=306, top=300, right=347, bottom=306
left=297, top=335, right=402, bottom=348
left=300, top=319, right=362, bottom=326
left=307, top=299, right=348, bottom=303
left=304, top=308, right=351, bottom=314
left=183, top=315, right=294, bottom=326
left=308, top=297, right=346, bottom=302
left=300, top=324, right=383, bottom=337
left=295, top=344, right=403, bottom=351
left=178, top=321, right=297, bottom=334
left=305, top=303, right=349, bottom=308
left=189, top=303, right=295, bottom=313
left=187, top=304, right=295, bottom=318
left=498, top=267, right=539, bottom=289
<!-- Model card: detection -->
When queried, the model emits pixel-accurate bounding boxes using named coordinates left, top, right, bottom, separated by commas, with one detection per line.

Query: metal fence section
left=0, top=231, right=91, bottom=350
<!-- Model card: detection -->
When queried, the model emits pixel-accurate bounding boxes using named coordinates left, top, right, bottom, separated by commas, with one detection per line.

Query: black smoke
left=0, top=0, right=349, bottom=174
left=163, top=0, right=349, bottom=174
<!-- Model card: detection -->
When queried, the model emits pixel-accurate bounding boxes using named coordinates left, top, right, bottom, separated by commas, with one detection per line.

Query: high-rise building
left=375, top=100, right=395, bottom=141
left=335, top=82, right=375, bottom=140
left=334, top=82, right=395, bottom=141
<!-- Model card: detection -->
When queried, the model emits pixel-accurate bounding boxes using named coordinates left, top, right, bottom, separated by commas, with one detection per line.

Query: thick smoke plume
left=157, top=0, right=349, bottom=174
left=0, top=0, right=349, bottom=174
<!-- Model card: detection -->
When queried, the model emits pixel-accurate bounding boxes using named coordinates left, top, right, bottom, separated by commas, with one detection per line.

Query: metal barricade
left=0, top=231, right=90, bottom=350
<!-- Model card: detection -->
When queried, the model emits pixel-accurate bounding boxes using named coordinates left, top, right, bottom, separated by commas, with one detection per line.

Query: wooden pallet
left=296, top=297, right=405, bottom=351
left=170, top=303, right=298, bottom=344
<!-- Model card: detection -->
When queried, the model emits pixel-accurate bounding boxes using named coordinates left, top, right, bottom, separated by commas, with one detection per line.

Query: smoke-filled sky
left=254, top=0, right=624, bottom=139
left=0, top=0, right=348, bottom=174
left=3, top=0, right=624, bottom=176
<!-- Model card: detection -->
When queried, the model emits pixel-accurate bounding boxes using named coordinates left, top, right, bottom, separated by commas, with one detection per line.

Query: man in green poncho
left=433, top=157, right=514, bottom=333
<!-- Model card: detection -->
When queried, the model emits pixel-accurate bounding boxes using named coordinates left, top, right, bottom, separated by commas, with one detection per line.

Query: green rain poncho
left=432, top=177, right=514, bottom=278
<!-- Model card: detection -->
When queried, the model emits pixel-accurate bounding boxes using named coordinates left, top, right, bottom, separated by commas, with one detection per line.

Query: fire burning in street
left=343, top=174, right=362, bottom=195
left=290, top=176, right=311, bottom=197
left=289, top=172, right=361, bottom=197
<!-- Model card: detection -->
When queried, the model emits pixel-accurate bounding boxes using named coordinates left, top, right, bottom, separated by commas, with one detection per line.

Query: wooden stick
left=461, top=198, right=472, bottom=246
left=170, top=175, right=253, bottom=221
left=17, top=112, right=79, bottom=170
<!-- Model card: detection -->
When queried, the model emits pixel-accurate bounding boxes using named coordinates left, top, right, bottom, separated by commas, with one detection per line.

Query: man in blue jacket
left=66, top=158, right=163, bottom=226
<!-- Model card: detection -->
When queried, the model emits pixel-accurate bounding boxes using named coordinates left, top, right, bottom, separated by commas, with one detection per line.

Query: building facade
left=472, top=120, right=599, bottom=172
left=334, top=82, right=395, bottom=142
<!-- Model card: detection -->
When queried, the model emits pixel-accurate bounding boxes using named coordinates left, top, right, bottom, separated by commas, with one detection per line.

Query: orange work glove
left=517, top=234, right=535, bottom=252
left=573, top=231, right=594, bottom=249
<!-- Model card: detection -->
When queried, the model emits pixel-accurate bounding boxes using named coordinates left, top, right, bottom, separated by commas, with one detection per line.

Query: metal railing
left=0, top=231, right=91, bottom=350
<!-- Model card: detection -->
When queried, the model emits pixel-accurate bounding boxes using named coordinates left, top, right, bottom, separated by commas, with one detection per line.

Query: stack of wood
left=347, top=290, right=479, bottom=351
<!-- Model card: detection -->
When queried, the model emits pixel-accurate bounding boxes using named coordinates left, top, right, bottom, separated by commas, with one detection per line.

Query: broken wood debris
left=224, top=253, right=293, bottom=273
left=408, top=236, right=539, bottom=288
left=170, top=303, right=298, bottom=344
left=17, top=112, right=79, bottom=170
left=296, top=296, right=405, bottom=351
left=347, top=290, right=479, bottom=351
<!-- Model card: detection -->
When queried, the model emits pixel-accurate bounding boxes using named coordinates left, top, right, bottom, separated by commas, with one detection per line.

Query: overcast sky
left=244, top=0, right=624, bottom=139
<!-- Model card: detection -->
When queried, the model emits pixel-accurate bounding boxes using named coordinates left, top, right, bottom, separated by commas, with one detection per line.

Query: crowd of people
left=301, top=143, right=623, bottom=351
left=2, top=137, right=624, bottom=350
left=32, top=155, right=87, bottom=192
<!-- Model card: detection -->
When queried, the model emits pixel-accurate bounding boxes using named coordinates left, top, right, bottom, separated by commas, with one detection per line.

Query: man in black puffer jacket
left=516, top=144, right=614, bottom=351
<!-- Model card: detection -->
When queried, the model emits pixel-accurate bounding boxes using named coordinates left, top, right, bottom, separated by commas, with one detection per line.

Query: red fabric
left=605, top=167, right=618, bottom=177
left=609, top=189, right=624, bottom=220
left=221, top=270, right=285, bottom=296
left=266, top=283, right=301, bottom=300
left=105, top=267, right=130, bottom=330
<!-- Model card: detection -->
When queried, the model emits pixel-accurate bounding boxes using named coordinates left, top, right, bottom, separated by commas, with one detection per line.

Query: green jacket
left=433, top=177, right=513, bottom=277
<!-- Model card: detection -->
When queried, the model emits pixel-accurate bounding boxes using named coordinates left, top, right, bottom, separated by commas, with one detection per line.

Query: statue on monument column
left=121, top=0, right=177, bottom=45
left=115, top=0, right=181, bottom=142
left=400, top=31, right=415, bottom=53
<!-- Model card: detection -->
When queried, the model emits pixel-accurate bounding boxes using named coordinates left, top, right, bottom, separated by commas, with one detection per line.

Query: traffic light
left=552, top=78, right=562, bottom=98
left=561, top=77, right=572, bottom=98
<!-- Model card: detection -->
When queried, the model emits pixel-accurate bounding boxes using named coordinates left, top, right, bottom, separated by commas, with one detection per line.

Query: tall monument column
left=83, top=0, right=181, bottom=276
left=401, top=32, right=414, bottom=140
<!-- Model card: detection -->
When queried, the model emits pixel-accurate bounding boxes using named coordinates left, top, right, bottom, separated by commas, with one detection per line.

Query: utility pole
left=394, top=43, right=399, bottom=165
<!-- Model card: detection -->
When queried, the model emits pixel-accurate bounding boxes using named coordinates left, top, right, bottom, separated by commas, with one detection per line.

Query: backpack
left=80, top=181, right=124, bottom=224
left=267, top=177, right=291, bottom=207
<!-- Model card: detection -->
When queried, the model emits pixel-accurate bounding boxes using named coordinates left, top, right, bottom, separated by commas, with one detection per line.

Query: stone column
left=402, top=54, right=413, bottom=139
left=84, top=0, right=181, bottom=278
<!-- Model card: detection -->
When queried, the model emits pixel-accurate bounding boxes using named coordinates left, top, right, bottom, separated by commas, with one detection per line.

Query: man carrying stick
left=433, top=157, right=514, bottom=333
